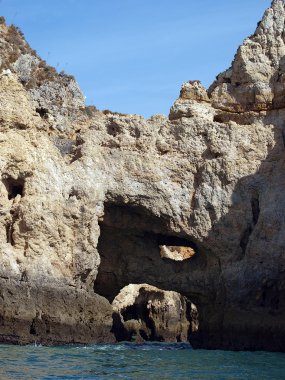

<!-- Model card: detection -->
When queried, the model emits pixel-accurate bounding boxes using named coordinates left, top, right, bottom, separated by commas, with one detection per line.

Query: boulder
left=112, top=284, right=198, bottom=343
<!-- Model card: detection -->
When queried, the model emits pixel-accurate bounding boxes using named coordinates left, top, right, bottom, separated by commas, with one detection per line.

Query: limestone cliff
left=0, top=1, right=284, bottom=350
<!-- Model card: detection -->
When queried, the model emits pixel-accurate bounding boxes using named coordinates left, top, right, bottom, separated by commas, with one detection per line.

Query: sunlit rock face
left=159, top=245, right=196, bottom=261
left=0, top=1, right=284, bottom=350
left=209, top=0, right=285, bottom=115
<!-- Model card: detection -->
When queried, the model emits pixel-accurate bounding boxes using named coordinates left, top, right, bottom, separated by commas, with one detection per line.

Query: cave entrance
left=3, top=177, right=25, bottom=200
left=94, top=202, right=199, bottom=302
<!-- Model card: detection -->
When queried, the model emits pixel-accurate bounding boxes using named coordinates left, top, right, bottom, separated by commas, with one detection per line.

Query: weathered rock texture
left=112, top=284, right=198, bottom=342
left=159, top=245, right=195, bottom=261
left=0, top=1, right=284, bottom=350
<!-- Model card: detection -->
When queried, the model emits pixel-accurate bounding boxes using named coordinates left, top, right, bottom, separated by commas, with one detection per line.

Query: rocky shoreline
left=0, top=0, right=284, bottom=351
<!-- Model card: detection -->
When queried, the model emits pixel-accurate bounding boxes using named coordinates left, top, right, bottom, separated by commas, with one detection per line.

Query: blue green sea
left=0, top=343, right=284, bottom=379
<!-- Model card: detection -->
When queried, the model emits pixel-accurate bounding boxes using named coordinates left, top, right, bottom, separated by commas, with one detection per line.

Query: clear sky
left=1, top=0, right=270, bottom=118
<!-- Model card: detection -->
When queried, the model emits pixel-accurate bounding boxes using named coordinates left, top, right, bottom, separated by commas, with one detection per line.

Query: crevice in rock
left=69, top=147, right=83, bottom=163
left=251, top=194, right=260, bottom=226
left=5, top=207, right=19, bottom=246
left=5, top=222, right=13, bottom=245
left=2, top=177, right=25, bottom=246
left=123, top=299, right=158, bottom=341
left=68, top=188, right=81, bottom=199
left=202, top=148, right=223, bottom=160
left=112, top=289, right=164, bottom=342
left=80, top=269, right=92, bottom=283
left=191, top=166, right=202, bottom=212
left=36, top=107, right=48, bottom=119
left=239, top=223, right=253, bottom=258
left=14, top=122, right=28, bottom=130
left=30, top=319, right=36, bottom=335
left=239, top=193, right=260, bottom=258
left=3, top=177, right=25, bottom=200
left=69, top=135, right=84, bottom=163
left=106, top=120, right=123, bottom=137
left=213, top=114, right=224, bottom=123
left=20, top=270, right=28, bottom=282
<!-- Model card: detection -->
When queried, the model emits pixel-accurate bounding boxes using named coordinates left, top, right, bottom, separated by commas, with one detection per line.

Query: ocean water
left=0, top=343, right=284, bottom=380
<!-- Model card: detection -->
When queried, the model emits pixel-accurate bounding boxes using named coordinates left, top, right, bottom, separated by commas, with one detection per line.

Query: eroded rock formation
left=112, top=284, right=198, bottom=343
left=0, top=1, right=284, bottom=350
left=159, top=245, right=195, bottom=261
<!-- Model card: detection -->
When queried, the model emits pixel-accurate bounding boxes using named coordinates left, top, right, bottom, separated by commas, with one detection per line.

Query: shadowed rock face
left=0, top=1, right=284, bottom=350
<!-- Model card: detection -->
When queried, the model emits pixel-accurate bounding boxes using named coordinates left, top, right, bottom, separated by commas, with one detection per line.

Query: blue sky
left=1, top=0, right=270, bottom=117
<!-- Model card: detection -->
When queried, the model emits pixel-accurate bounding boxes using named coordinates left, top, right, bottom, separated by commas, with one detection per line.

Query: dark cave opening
left=94, top=202, right=200, bottom=302
left=5, top=222, right=14, bottom=245
left=3, top=177, right=25, bottom=200
left=36, top=107, right=49, bottom=119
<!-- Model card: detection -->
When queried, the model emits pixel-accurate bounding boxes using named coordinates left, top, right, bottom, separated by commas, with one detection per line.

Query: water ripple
left=0, top=343, right=284, bottom=379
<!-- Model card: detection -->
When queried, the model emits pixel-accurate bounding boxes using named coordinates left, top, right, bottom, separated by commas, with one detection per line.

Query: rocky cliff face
left=0, top=1, right=284, bottom=350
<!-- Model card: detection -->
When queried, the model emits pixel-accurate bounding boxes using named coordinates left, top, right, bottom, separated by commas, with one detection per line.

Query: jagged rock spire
left=271, top=0, right=284, bottom=8
left=207, top=0, right=285, bottom=114
left=170, top=0, right=285, bottom=120
left=255, top=0, right=285, bottom=46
